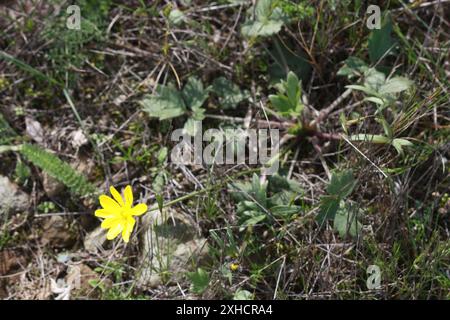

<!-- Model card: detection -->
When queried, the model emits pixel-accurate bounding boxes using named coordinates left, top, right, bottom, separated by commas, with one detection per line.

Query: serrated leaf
left=316, top=195, right=339, bottom=224
left=187, top=268, right=210, bottom=295
left=254, top=0, right=273, bottom=19
left=241, top=0, right=287, bottom=37
left=140, top=85, right=186, bottom=120
left=364, top=68, right=386, bottom=91
left=212, top=77, right=248, bottom=109
left=337, top=57, right=368, bottom=78
left=379, top=77, right=413, bottom=95
left=182, top=76, right=209, bottom=110
left=269, top=94, right=292, bottom=114
left=241, top=20, right=284, bottom=37
left=268, top=174, right=302, bottom=206
left=191, top=106, right=206, bottom=121
left=268, top=174, right=302, bottom=193
left=183, top=118, right=201, bottom=136
left=168, top=9, right=185, bottom=25
left=327, top=170, right=356, bottom=199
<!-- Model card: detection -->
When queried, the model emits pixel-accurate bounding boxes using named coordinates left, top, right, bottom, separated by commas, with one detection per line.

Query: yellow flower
left=95, top=185, right=148, bottom=243
left=230, top=263, right=239, bottom=272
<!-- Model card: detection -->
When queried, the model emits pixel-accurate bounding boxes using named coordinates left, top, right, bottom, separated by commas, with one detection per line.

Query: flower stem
left=149, top=168, right=261, bottom=211
left=0, top=144, right=22, bottom=153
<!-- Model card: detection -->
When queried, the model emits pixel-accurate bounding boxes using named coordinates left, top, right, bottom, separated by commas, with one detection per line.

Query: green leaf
left=157, top=147, right=168, bottom=164
left=153, top=171, right=167, bottom=194
left=333, top=202, right=362, bottom=238
left=379, top=76, right=413, bottom=95
left=212, top=77, right=248, bottom=109
left=376, top=117, right=393, bottom=139
left=349, top=134, right=390, bottom=144
left=271, top=205, right=302, bottom=218
left=346, top=85, right=380, bottom=97
left=316, top=195, right=339, bottom=224
left=364, top=96, right=385, bottom=105
left=268, top=174, right=303, bottom=204
left=327, top=170, right=357, bottom=199
left=168, top=9, right=185, bottom=25
left=268, top=41, right=311, bottom=83
left=183, top=118, right=201, bottom=136
left=392, top=138, right=413, bottom=156
left=233, top=289, right=254, bottom=300
left=269, top=94, right=292, bottom=114
left=241, top=0, right=287, bottom=37
left=337, top=57, right=368, bottom=78
left=187, top=268, right=210, bottom=295
left=252, top=173, right=268, bottom=206
left=191, top=106, right=206, bottom=121
left=0, top=112, right=17, bottom=145
left=368, top=12, right=395, bottom=63
left=241, top=20, right=284, bottom=37
left=14, top=159, right=31, bottom=184
left=286, top=71, right=301, bottom=107
left=241, top=212, right=266, bottom=226
left=254, top=0, right=273, bottom=19
left=182, top=76, right=209, bottom=110
left=269, top=71, right=304, bottom=117
left=364, top=68, right=386, bottom=91
left=20, top=144, right=96, bottom=197
left=155, top=194, right=164, bottom=212
left=0, top=51, right=61, bottom=87
left=140, top=85, right=186, bottom=120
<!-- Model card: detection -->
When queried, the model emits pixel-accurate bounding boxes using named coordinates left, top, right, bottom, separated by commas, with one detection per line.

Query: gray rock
left=136, top=207, right=208, bottom=289
left=41, top=216, right=76, bottom=248
left=0, top=175, right=30, bottom=216
left=42, top=173, right=64, bottom=198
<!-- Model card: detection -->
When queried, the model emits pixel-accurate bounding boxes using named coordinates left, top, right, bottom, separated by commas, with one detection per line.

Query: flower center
left=119, top=208, right=129, bottom=219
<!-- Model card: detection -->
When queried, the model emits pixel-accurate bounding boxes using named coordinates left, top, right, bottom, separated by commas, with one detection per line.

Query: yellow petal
left=106, top=223, right=123, bottom=240
left=101, top=217, right=120, bottom=229
left=95, top=209, right=117, bottom=219
left=121, top=217, right=136, bottom=243
left=110, top=186, right=125, bottom=207
left=130, top=203, right=148, bottom=216
left=99, top=195, right=121, bottom=211
left=124, top=185, right=133, bottom=208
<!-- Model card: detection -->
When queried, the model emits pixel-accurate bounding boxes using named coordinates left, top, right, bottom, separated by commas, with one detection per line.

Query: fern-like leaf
left=20, top=144, right=96, bottom=197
